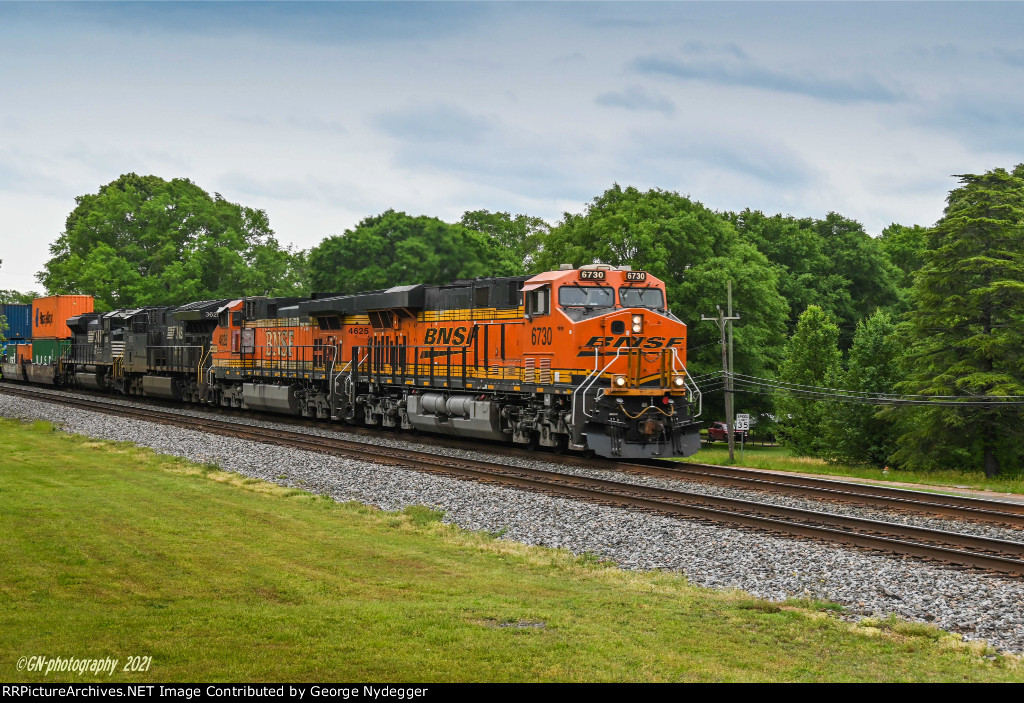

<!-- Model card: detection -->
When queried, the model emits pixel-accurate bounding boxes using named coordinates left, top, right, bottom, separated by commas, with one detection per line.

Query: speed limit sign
left=735, top=413, right=750, bottom=431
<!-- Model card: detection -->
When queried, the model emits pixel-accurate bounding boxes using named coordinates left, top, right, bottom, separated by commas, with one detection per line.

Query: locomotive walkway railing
left=350, top=342, right=525, bottom=390
left=147, top=345, right=206, bottom=375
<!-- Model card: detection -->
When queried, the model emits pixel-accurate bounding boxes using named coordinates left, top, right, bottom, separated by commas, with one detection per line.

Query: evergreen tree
left=775, top=305, right=842, bottom=456
left=892, top=165, right=1024, bottom=477
left=822, top=310, right=901, bottom=466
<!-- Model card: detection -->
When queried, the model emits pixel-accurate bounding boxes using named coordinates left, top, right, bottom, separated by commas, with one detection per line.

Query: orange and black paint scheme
left=33, top=266, right=702, bottom=459
left=205, top=264, right=702, bottom=458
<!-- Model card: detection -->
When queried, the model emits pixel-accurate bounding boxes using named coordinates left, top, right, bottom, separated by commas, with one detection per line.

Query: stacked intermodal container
left=27, top=295, right=94, bottom=383
left=32, top=295, right=94, bottom=340
left=0, top=303, right=32, bottom=340
left=1, top=303, right=33, bottom=380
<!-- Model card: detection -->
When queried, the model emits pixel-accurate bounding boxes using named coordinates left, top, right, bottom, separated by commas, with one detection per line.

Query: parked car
left=706, top=421, right=747, bottom=443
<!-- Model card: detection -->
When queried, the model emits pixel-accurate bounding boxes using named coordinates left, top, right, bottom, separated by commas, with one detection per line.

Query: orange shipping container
left=32, top=295, right=95, bottom=339
left=17, top=344, right=32, bottom=363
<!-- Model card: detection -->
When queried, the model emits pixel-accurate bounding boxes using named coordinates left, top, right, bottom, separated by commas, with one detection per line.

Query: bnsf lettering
left=264, top=329, right=295, bottom=358
left=583, top=335, right=683, bottom=349
left=423, top=326, right=479, bottom=346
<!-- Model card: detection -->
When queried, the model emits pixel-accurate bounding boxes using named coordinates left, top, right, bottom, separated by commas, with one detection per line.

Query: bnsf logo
left=265, top=329, right=295, bottom=358
left=423, top=326, right=480, bottom=346
left=583, top=335, right=685, bottom=349
left=35, top=310, right=54, bottom=326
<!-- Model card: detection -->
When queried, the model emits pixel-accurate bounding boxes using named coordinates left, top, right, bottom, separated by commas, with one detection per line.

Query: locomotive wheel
left=525, top=431, right=540, bottom=452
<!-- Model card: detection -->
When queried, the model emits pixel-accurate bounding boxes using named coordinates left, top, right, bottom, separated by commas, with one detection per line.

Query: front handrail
left=671, top=347, right=702, bottom=418
left=573, top=347, right=632, bottom=421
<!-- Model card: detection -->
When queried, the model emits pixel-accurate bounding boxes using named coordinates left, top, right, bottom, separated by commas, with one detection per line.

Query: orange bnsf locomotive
left=3, top=265, right=702, bottom=459
left=206, top=264, right=702, bottom=458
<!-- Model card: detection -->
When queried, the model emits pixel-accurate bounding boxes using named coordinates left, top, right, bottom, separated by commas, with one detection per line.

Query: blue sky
left=1, top=1, right=1022, bottom=291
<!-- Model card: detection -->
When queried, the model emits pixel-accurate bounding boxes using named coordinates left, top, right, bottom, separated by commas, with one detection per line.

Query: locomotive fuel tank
left=406, top=392, right=505, bottom=441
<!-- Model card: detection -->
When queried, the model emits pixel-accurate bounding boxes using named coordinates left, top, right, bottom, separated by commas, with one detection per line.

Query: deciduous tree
left=729, top=210, right=899, bottom=347
left=775, top=305, right=842, bottom=456
left=38, top=174, right=305, bottom=309
left=822, top=310, right=902, bottom=466
left=306, top=210, right=494, bottom=295
left=460, top=210, right=548, bottom=276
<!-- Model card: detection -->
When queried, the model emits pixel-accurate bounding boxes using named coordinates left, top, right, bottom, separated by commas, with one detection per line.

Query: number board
left=578, top=270, right=606, bottom=280
left=624, top=271, right=647, bottom=282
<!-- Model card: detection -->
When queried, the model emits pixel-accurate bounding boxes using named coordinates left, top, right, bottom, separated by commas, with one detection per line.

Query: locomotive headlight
left=614, top=375, right=627, bottom=388
left=673, top=375, right=686, bottom=388
left=632, top=323, right=642, bottom=333
left=632, top=314, right=642, bottom=324
left=631, top=314, right=642, bottom=333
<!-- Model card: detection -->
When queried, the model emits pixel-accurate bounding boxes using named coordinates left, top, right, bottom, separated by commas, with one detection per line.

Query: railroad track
left=10, top=381, right=1021, bottom=528
left=4, top=381, right=1024, bottom=577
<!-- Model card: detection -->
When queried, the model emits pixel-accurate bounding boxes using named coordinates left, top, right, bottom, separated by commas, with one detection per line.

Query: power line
left=732, top=372, right=1024, bottom=402
left=688, top=370, right=1024, bottom=408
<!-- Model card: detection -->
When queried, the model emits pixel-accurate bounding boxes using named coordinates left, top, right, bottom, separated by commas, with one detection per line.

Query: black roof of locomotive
left=297, top=276, right=529, bottom=317
left=173, top=299, right=233, bottom=321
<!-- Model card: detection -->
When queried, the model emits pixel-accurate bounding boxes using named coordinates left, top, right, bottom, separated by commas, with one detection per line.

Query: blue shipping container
left=0, top=303, right=32, bottom=340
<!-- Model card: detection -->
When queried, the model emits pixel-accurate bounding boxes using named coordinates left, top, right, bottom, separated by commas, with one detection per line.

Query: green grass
left=1, top=418, right=1021, bottom=682
left=687, top=442, right=1024, bottom=495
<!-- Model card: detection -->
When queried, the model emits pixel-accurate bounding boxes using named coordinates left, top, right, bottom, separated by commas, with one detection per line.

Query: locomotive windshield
left=558, top=285, right=614, bottom=308
left=620, top=287, right=665, bottom=309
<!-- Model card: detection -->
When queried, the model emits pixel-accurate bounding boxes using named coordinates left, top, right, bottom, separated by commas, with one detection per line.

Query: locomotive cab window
left=558, top=285, right=614, bottom=309
left=620, top=287, right=665, bottom=310
left=524, top=285, right=550, bottom=316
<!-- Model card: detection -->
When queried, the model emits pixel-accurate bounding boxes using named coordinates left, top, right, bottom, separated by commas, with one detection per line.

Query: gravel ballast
left=3, top=390, right=1024, bottom=654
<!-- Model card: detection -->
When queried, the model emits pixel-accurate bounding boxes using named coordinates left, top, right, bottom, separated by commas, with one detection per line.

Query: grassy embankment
left=1, top=418, right=1021, bottom=682
left=688, top=441, right=1024, bottom=496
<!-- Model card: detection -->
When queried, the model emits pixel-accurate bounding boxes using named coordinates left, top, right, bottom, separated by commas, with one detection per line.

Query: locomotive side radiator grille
left=538, top=358, right=551, bottom=385
left=524, top=358, right=535, bottom=384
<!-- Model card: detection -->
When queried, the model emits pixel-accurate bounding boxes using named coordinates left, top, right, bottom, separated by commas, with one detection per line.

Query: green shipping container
left=32, top=338, right=71, bottom=365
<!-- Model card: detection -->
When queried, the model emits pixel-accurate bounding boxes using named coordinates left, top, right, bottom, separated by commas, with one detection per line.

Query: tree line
left=8, top=166, right=1023, bottom=475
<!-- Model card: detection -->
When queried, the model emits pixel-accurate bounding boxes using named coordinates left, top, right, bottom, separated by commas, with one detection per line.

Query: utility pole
left=727, top=280, right=734, bottom=387
left=702, top=286, right=740, bottom=461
